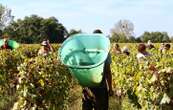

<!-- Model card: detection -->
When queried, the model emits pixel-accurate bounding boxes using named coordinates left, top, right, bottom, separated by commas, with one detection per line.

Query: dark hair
left=165, top=44, right=171, bottom=50
left=93, top=29, right=103, bottom=34
left=138, top=44, right=146, bottom=53
left=124, top=51, right=130, bottom=56
left=115, top=43, right=120, bottom=48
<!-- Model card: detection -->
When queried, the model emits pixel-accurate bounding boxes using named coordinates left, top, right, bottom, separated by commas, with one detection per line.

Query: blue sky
left=1, top=0, right=173, bottom=37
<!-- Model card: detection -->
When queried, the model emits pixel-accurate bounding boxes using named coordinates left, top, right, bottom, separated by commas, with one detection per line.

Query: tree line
left=2, top=15, right=68, bottom=43
left=110, top=32, right=173, bottom=43
left=0, top=4, right=173, bottom=43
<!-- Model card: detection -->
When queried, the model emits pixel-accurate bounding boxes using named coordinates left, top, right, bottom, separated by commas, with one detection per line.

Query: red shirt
left=1, top=44, right=12, bottom=50
left=2, top=44, right=8, bottom=49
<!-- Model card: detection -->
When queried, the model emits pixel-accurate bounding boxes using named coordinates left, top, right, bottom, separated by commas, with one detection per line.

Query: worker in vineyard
left=82, top=29, right=113, bottom=110
left=165, top=43, right=171, bottom=50
left=0, top=34, right=13, bottom=50
left=160, top=43, right=171, bottom=54
left=136, top=43, right=151, bottom=62
left=146, top=40, right=155, bottom=49
left=122, top=45, right=130, bottom=56
left=159, top=43, right=165, bottom=52
left=113, top=43, right=121, bottom=54
left=38, top=39, right=53, bottom=56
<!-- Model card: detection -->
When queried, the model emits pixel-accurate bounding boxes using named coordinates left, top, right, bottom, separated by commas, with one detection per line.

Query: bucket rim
left=58, top=33, right=110, bottom=69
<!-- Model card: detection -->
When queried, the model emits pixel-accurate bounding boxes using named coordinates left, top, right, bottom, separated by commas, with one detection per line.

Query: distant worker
left=38, top=39, right=53, bottom=56
left=160, top=43, right=171, bottom=54
left=136, top=43, right=151, bottom=62
left=122, top=45, right=130, bottom=56
left=113, top=43, right=121, bottom=54
left=147, top=40, right=155, bottom=49
left=164, top=43, right=171, bottom=50
left=0, top=34, right=13, bottom=50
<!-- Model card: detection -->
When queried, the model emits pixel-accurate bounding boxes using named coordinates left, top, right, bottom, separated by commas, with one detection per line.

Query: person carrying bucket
left=0, top=34, right=13, bottom=50
left=82, top=29, right=113, bottom=110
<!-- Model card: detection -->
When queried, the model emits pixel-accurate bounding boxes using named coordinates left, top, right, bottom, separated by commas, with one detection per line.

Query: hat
left=122, top=46, right=129, bottom=52
left=148, top=40, right=152, bottom=44
left=41, top=40, right=48, bottom=46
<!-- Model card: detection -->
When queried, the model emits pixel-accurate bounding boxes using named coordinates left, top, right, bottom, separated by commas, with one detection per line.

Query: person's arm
left=105, top=63, right=113, bottom=95
left=46, top=40, right=53, bottom=51
left=105, top=54, right=113, bottom=96
left=49, top=45, right=53, bottom=51
left=38, top=48, right=42, bottom=55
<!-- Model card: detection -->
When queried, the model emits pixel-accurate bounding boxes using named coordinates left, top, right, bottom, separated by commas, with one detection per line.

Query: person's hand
left=109, top=89, right=114, bottom=96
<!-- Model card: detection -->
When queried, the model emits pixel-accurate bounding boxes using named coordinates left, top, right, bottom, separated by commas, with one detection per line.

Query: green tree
left=135, top=37, right=141, bottom=42
left=68, top=29, right=82, bottom=37
left=110, top=33, right=121, bottom=42
left=140, top=31, right=170, bottom=43
left=170, top=36, right=173, bottom=43
left=4, top=15, right=68, bottom=43
left=110, top=33, right=137, bottom=43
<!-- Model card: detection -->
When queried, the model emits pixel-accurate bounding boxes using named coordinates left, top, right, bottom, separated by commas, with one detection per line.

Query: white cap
left=148, top=40, right=152, bottom=44
left=122, top=46, right=129, bottom=52
left=41, top=41, right=47, bottom=46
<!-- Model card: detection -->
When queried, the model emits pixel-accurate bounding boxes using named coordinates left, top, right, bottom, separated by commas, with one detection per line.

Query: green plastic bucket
left=0, top=39, right=19, bottom=49
left=58, top=34, right=110, bottom=87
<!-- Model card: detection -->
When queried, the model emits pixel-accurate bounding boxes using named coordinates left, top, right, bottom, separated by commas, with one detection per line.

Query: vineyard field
left=0, top=43, right=173, bottom=110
